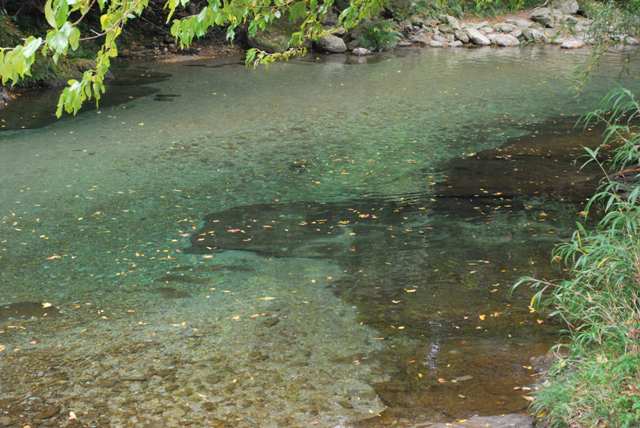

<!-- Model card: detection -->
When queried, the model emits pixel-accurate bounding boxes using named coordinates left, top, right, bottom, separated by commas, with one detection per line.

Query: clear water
left=0, top=47, right=637, bottom=427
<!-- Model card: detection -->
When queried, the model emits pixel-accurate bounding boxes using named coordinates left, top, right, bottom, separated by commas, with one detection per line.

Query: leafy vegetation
left=517, top=88, right=640, bottom=427
left=355, top=19, right=400, bottom=50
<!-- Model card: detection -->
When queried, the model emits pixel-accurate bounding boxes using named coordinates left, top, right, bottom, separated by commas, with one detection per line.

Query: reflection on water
left=0, top=47, right=637, bottom=426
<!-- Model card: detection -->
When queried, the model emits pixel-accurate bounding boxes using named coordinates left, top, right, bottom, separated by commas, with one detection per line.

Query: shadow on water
left=0, top=65, right=171, bottom=131
left=186, top=117, right=603, bottom=424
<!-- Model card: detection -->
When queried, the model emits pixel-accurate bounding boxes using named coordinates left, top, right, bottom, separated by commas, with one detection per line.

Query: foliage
left=402, top=0, right=540, bottom=18
left=0, top=0, right=385, bottom=116
left=355, top=19, right=400, bottom=50
left=516, top=88, right=640, bottom=427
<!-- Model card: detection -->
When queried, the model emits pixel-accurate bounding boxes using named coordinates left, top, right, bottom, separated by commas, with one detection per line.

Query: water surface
left=0, top=47, right=637, bottom=427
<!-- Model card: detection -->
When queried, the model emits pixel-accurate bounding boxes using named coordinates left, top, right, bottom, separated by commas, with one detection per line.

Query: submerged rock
left=155, top=287, right=191, bottom=299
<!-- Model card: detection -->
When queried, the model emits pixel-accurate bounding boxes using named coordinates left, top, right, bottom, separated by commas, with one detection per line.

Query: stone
left=522, top=28, right=547, bottom=43
left=495, top=23, right=517, bottom=33
left=625, top=36, right=640, bottom=46
left=493, top=34, right=520, bottom=47
left=0, top=417, right=12, bottom=427
left=429, top=40, right=445, bottom=48
left=36, top=404, right=61, bottom=420
left=440, top=15, right=461, bottom=31
left=315, top=34, right=347, bottom=53
left=510, top=28, right=523, bottom=39
left=480, top=25, right=495, bottom=34
left=454, top=30, right=469, bottom=43
left=451, top=40, right=464, bottom=48
left=247, top=23, right=291, bottom=53
left=506, top=17, right=532, bottom=29
left=351, top=47, right=371, bottom=56
left=561, top=37, right=585, bottom=49
left=551, top=0, right=579, bottom=15
left=530, top=7, right=555, bottom=28
left=409, top=32, right=431, bottom=46
left=432, top=33, right=448, bottom=43
left=438, top=24, right=454, bottom=34
left=465, top=28, right=491, bottom=46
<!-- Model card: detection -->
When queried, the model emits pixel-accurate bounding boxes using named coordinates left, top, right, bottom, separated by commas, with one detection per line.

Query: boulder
left=625, top=36, right=640, bottom=46
left=429, top=39, right=445, bottom=48
left=351, top=47, right=372, bottom=56
left=561, top=37, right=585, bottom=49
left=510, top=28, right=523, bottom=39
left=522, top=28, right=548, bottom=43
left=465, top=28, right=491, bottom=46
left=440, top=14, right=461, bottom=31
left=551, top=0, right=579, bottom=15
left=530, top=7, right=555, bottom=28
left=451, top=40, right=464, bottom=48
left=493, top=33, right=520, bottom=47
left=438, top=24, right=454, bottom=34
left=432, top=32, right=448, bottom=43
left=506, top=18, right=532, bottom=29
left=247, top=21, right=292, bottom=53
left=409, top=32, right=431, bottom=46
left=454, top=29, right=469, bottom=43
left=480, top=24, right=495, bottom=34
left=315, top=34, right=347, bottom=53
left=495, top=23, right=518, bottom=33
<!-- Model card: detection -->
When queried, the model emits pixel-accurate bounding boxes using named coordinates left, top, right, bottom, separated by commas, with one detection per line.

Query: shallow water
left=0, top=46, right=638, bottom=427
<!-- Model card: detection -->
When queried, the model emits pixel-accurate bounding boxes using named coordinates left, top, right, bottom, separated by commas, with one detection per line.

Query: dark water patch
left=341, top=119, right=604, bottom=425
left=183, top=60, right=245, bottom=69
left=432, top=121, right=602, bottom=204
left=154, top=287, right=191, bottom=299
left=0, top=302, right=60, bottom=321
left=153, top=93, right=181, bottom=102
left=0, top=66, right=170, bottom=131
left=186, top=198, right=429, bottom=258
left=169, top=264, right=255, bottom=273
left=156, top=273, right=212, bottom=284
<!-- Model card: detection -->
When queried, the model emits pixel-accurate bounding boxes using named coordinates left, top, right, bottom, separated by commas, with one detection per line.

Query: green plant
left=356, top=19, right=400, bottom=51
left=516, top=88, right=640, bottom=427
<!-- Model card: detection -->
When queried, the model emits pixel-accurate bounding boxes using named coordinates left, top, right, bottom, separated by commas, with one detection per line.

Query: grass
left=517, top=88, right=640, bottom=427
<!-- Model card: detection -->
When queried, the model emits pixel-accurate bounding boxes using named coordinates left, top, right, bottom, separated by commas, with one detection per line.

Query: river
left=0, top=46, right=638, bottom=427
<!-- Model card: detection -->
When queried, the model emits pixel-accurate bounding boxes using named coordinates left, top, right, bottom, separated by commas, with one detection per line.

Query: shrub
left=356, top=20, right=401, bottom=51
left=517, top=88, right=640, bottom=427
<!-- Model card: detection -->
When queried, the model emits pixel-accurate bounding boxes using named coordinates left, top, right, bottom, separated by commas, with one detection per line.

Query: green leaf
left=44, top=0, right=57, bottom=28
left=69, top=27, right=81, bottom=50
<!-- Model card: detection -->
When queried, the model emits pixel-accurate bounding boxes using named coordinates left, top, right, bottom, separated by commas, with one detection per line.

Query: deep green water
left=0, top=47, right=638, bottom=427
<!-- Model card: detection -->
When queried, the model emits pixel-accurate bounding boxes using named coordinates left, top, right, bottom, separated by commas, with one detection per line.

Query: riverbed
left=0, top=46, right=638, bottom=427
